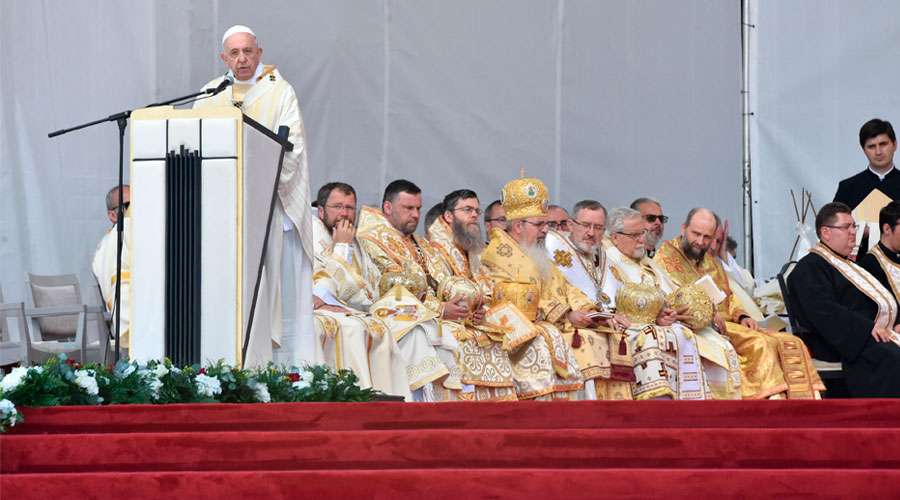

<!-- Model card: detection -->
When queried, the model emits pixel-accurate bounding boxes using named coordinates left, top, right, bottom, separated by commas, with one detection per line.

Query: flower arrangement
left=0, top=354, right=375, bottom=432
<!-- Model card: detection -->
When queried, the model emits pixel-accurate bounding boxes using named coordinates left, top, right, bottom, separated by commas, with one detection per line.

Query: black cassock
left=833, top=167, right=900, bottom=209
left=788, top=250, right=900, bottom=397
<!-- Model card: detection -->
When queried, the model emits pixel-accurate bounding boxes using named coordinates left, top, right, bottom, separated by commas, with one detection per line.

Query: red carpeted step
left=3, top=468, right=900, bottom=499
left=4, top=427, right=900, bottom=473
left=10, top=399, right=900, bottom=434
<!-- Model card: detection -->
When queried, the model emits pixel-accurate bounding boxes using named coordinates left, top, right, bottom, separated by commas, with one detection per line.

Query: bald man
left=655, top=208, right=824, bottom=399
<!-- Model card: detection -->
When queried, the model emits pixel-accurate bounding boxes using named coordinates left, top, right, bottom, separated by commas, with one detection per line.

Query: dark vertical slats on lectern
left=191, top=150, right=202, bottom=363
left=164, top=145, right=202, bottom=367
left=164, top=150, right=174, bottom=360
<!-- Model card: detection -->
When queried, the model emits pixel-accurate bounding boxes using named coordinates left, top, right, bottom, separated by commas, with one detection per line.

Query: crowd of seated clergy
left=92, top=173, right=900, bottom=400
left=92, top=116, right=900, bottom=400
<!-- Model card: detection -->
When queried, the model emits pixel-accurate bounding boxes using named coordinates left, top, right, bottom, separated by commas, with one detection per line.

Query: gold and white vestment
left=311, top=216, right=411, bottom=399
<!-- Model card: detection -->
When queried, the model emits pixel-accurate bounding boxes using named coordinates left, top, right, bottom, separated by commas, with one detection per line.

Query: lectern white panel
left=168, top=118, right=200, bottom=152
left=130, top=159, right=166, bottom=360
left=200, top=158, right=237, bottom=363
left=202, top=118, right=238, bottom=157
left=132, top=120, right=166, bottom=159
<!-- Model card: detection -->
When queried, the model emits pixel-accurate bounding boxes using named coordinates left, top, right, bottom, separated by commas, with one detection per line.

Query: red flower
left=198, top=368, right=206, bottom=375
left=287, top=373, right=300, bottom=382
left=65, top=358, right=76, bottom=366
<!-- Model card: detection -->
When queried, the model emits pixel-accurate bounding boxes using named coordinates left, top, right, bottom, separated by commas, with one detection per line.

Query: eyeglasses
left=643, top=214, right=669, bottom=224
left=452, top=206, right=483, bottom=216
left=110, top=202, right=130, bottom=212
left=547, top=220, right=570, bottom=230
left=485, top=217, right=507, bottom=224
left=522, top=220, right=549, bottom=229
left=615, top=229, right=648, bottom=240
left=571, top=220, right=606, bottom=233
left=823, top=223, right=858, bottom=232
left=324, top=203, right=356, bottom=212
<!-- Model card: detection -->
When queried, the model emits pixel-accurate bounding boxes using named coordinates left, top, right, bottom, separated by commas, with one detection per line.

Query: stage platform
left=3, top=400, right=900, bottom=498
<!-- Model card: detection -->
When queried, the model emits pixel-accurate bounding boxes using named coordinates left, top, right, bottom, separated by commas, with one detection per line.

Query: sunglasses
left=643, top=214, right=669, bottom=224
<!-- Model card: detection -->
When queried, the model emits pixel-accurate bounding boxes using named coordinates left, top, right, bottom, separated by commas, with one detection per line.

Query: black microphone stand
left=48, top=80, right=233, bottom=363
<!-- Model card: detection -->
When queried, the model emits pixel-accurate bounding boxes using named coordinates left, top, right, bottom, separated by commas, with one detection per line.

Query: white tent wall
left=750, top=0, right=900, bottom=280
left=2, top=0, right=741, bottom=304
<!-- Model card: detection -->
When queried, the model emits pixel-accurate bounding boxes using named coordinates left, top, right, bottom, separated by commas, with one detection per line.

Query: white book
left=693, top=274, right=727, bottom=305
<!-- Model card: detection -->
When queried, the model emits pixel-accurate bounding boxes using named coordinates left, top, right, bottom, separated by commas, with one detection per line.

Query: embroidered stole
left=812, top=243, right=897, bottom=330
left=545, top=230, right=608, bottom=307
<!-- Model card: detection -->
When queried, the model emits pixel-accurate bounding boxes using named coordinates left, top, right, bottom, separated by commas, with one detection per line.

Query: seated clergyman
left=356, top=179, right=465, bottom=401
left=790, top=202, right=900, bottom=397
left=425, top=189, right=517, bottom=401
left=656, top=208, right=824, bottom=399
left=597, top=207, right=712, bottom=400
left=310, top=182, right=411, bottom=399
left=482, top=177, right=630, bottom=400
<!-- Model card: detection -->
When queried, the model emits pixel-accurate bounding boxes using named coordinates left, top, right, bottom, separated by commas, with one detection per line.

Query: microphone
left=208, top=74, right=235, bottom=96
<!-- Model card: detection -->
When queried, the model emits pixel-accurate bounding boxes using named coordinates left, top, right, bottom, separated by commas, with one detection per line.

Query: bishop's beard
left=452, top=219, right=485, bottom=255
left=523, top=240, right=553, bottom=282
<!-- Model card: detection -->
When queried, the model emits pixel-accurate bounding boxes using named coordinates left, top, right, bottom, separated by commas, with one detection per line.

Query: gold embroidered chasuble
left=426, top=219, right=516, bottom=401
left=355, top=207, right=462, bottom=396
left=601, top=245, right=710, bottom=400
left=481, top=228, right=631, bottom=400
left=655, top=237, right=824, bottom=399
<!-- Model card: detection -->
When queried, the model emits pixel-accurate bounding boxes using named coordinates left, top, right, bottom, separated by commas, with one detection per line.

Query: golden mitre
left=438, top=275, right=483, bottom=310
left=379, top=261, right=429, bottom=299
left=501, top=176, right=550, bottom=221
left=615, top=279, right=665, bottom=325
left=666, top=284, right=714, bottom=330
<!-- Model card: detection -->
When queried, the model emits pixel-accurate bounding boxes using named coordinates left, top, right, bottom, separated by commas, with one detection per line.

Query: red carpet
left=3, top=400, right=899, bottom=498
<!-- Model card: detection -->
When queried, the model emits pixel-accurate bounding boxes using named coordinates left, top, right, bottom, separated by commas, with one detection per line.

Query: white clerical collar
left=868, top=164, right=895, bottom=180
left=228, top=62, right=264, bottom=85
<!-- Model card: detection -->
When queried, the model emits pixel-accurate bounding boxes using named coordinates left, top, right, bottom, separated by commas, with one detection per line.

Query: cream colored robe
left=92, top=220, right=130, bottom=347
left=194, top=64, right=314, bottom=367
left=311, top=217, right=411, bottom=399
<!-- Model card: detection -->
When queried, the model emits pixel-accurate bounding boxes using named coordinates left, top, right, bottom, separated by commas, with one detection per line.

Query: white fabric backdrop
left=750, top=0, right=900, bottom=279
left=1, top=1, right=742, bottom=305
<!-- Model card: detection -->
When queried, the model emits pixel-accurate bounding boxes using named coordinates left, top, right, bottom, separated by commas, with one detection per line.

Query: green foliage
left=0, top=354, right=376, bottom=432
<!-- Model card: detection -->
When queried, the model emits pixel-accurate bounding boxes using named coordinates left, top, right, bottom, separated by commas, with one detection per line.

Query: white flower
left=148, top=378, right=163, bottom=399
left=292, top=379, right=310, bottom=390
left=195, top=374, right=222, bottom=397
left=119, top=363, right=137, bottom=378
left=153, top=364, right=169, bottom=378
left=301, top=369, right=315, bottom=381
left=1, top=366, right=29, bottom=392
left=0, top=399, right=17, bottom=428
left=253, top=381, right=271, bottom=403
left=30, top=366, right=44, bottom=374
left=74, top=369, right=99, bottom=396
left=0, top=399, right=16, bottom=417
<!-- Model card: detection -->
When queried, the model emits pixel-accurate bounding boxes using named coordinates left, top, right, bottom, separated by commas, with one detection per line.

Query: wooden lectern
left=128, top=106, right=291, bottom=366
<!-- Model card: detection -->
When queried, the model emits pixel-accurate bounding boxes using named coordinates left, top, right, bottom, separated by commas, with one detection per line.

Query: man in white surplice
left=92, top=185, right=130, bottom=351
left=194, top=25, right=314, bottom=367
left=599, top=207, right=712, bottom=400
left=310, top=182, right=411, bottom=399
